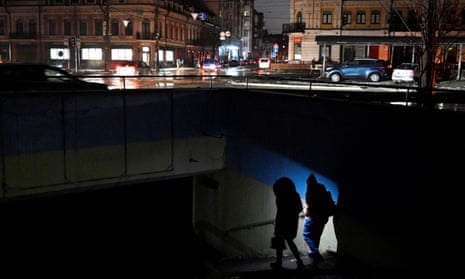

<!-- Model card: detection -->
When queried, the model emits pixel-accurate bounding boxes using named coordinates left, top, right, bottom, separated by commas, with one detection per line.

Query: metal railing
left=75, top=72, right=465, bottom=112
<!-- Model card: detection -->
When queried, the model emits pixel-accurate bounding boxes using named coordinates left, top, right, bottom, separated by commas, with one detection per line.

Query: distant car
left=324, top=57, right=390, bottom=82
left=392, top=63, right=419, bottom=83
left=0, top=63, right=109, bottom=92
left=258, top=58, right=271, bottom=69
left=111, top=61, right=151, bottom=75
left=201, top=59, right=221, bottom=71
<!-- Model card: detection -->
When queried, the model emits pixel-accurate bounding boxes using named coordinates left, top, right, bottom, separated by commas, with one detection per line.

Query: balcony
left=282, top=22, right=306, bottom=33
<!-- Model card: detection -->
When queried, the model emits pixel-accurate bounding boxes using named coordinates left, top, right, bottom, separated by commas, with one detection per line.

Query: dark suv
left=324, top=57, right=389, bottom=82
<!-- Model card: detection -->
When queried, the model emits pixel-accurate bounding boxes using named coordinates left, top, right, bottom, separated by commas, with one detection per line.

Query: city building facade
left=215, top=0, right=257, bottom=63
left=285, top=0, right=465, bottom=78
left=0, top=0, right=241, bottom=71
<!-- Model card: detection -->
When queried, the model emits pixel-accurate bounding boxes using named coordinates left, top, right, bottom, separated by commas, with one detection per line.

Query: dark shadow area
left=1, top=177, right=196, bottom=275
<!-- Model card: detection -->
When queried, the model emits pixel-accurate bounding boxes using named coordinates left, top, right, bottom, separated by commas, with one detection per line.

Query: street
left=81, top=65, right=465, bottom=94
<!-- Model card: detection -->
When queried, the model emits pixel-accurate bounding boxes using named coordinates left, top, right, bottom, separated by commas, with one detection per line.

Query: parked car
left=392, top=62, right=419, bottom=83
left=0, top=63, right=109, bottom=92
left=201, top=59, right=221, bottom=71
left=110, top=61, right=151, bottom=75
left=324, top=57, right=390, bottom=82
left=258, top=57, right=271, bottom=69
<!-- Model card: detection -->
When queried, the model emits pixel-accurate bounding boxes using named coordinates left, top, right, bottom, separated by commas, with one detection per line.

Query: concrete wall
left=193, top=89, right=465, bottom=274
left=2, top=88, right=463, bottom=275
left=0, top=91, right=226, bottom=198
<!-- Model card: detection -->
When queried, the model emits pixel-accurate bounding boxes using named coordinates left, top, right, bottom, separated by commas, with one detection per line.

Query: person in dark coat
left=270, top=177, right=304, bottom=270
left=302, top=173, right=334, bottom=267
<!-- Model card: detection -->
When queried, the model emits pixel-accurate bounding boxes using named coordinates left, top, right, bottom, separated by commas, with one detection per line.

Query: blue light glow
left=229, top=143, right=339, bottom=203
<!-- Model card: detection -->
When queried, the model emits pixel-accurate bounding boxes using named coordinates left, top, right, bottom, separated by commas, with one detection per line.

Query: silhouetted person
left=270, top=177, right=304, bottom=270
left=302, top=173, right=335, bottom=267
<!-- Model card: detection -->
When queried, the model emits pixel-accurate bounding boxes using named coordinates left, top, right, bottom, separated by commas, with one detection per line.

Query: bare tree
left=391, top=0, right=461, bottom=93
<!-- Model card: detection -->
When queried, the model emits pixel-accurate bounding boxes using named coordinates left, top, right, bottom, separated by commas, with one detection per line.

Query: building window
left=158, top=49, right=164, bottom=62
left=16, top=20, right=24, bottom=33
left=64, top=19, right=72, bottom=35
left=165, top=50, right=174, bottom=63
left=371, top=11, right=380, bottom=24
left=322, top=11, right=332, bottom=24
left=82, top=48, right=103, bottom=60
left=356, top=11, right=366, bottom=24
left=297, top=11, right=302, bottom=23
left=79, top=20, right=87, bottom=36
left=112, top=48, right=133, bottom=60
left=95, top=19, right=103, bottom=36
left=294, top=37, right=302, bottom=60
left=142, top=19, right=150, bottom=38
left=29, top=20, right=37, bottom=35
left=49, top=20, right=57, bottom=35
left=125, top=21, right=133, bottom=36
left=111, top=19, right=119, bottom=36
left=50, top=48, right=70, bottom=60
left=0, top=20, right=4, bottom=35
left=462, top=7, right=465, bottom=25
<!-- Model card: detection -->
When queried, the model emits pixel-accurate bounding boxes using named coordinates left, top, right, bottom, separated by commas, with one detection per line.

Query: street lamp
left=103, top=2, right=111, bottom=72
left=191, top=12, right=206, bottom=21
left=155, top=32, right=160, bottom=72
left=122, top=18, right=130, bottom=28
left=154, top=0, right=160, bottom=72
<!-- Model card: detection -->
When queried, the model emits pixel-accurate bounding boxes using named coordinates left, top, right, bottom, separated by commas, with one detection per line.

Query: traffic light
left=69, top=37, right=76, bottom=47
left=342, top=14, right=349, bottom=25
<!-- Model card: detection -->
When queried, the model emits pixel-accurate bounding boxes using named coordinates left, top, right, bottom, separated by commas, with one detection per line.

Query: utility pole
left=155, top=0, right=160, bottom=72
left=102, top=1, right=111, bottom=72
left=339, top=0, right=345, bottom=62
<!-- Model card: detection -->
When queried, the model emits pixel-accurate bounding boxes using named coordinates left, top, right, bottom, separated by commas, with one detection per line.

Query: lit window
left=356, top=11, right=366, bottom=24
left=371, top=11, right=380, bottom=24
left=322, top=12, right=332, bottom=24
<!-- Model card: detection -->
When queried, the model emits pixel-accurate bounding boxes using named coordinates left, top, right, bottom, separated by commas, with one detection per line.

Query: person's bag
left=270, top=236, right=286, bottom=249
